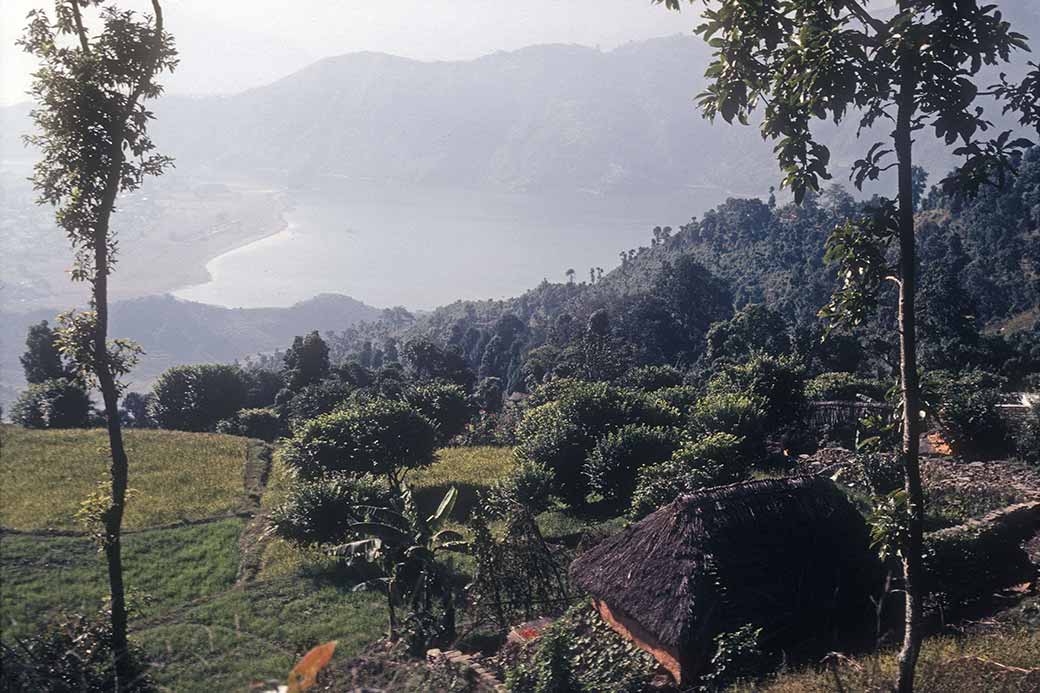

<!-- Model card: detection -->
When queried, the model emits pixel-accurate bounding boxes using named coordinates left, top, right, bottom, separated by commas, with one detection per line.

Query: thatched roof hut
left=569, top=476, right=878, bottom=685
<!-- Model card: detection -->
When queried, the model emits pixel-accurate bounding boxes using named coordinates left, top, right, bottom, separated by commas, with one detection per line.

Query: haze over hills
left=150, top=36, right=776, bottom=196
left=149, top=0, right=1039, bottom=196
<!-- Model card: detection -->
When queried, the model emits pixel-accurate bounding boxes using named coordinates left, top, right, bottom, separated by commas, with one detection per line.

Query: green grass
left=410, top=445, right=514, bottom=518
left=0, top=518, right=243, bottom=641
left=135, top=577, right=384, bottom=693
left=0, top=426, right=249, bottom=530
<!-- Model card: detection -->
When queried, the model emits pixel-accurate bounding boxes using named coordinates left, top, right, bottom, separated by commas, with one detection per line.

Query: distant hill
left=142, top=0, right=1038, bottom=196
left=0, top=293, right=381, bottom=411
left=5, top=2, right=1037, bottom=197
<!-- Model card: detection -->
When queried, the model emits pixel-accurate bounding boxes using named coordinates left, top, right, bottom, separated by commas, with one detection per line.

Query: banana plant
left=329, top=485, right=468, bottom=644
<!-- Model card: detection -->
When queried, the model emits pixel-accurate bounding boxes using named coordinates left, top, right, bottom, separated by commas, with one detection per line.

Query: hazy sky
left=1, top=0, right=701, bottom=106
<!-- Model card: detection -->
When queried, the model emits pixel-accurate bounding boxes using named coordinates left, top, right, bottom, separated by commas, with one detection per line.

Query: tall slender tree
left=655, top=1, right=1039, bottom=691
left=20, top=2, right=176, bottom=688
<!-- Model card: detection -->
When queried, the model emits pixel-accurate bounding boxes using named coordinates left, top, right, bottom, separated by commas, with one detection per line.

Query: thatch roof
left=570, top=476, right=877, bottom=658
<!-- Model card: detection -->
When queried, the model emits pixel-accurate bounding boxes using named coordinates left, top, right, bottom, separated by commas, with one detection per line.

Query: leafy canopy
left=657, top=0, right=1038, bottom=202
left=19, top=0, right=178, bottom=283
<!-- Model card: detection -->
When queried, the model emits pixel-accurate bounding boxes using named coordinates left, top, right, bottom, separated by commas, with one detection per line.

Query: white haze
left=1, top=0, right=703, bottom=106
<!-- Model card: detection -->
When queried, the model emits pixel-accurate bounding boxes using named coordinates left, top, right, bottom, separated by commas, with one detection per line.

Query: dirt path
left=235, top=439, right=274, bottom=586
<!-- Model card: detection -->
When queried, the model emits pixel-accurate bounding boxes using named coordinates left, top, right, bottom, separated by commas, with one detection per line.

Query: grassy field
left=0, top=426, right=249, bottom=530
left=1, top=432, right=515, bottom=692
left=135, top=577, right=384, bottom=692
left=1, top=519, right=243, bottom=641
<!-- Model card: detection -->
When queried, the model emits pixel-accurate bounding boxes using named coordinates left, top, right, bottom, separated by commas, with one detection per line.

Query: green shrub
left=629, top=432, right=750, bottom=519
left=10, top=378, right=91, bottom=429
left=514, top=382, right=680, bottom=505
left=506, top=603, right=658, bottom=693
left=652, top=385, right=701, bottom=415
left=149, top=364, right=248, bottom=432
left=621, top=364, right=685, bottom=391
left=690, top=392, right=768, bottom=459
left=405, top=382, right=474, bottom=444
left=706, top=352, right=807, bottom=434
left=267, top=473, right=393, bottom=546
left=216, top=407, right=283, bottom=442
left=701, top=624, right=768, bottom=690
left=806, top=372, right=889, bottom=402
left=0, top=610, right=156, bottom=692
left=485, top=459, right=556, bottom=516
left=830, top=452, right=903, bottom=497
left=525, top=377, right=585, bottom=407
left=584, top=424, right=681, bottom=503
left=283, top=378, right=354, bottom=424
left=278, top=399, right=437, bottom=482
left=925, top=370, right=1012, bottom=459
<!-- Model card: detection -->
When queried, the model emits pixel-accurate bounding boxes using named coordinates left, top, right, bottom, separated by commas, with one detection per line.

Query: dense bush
left=278, top=399, right=437, bottom=482
left=829, top=452, right=903, bottom=497
left=706, top=352, right=807, bottom=433
left=475, top=376, right=505, bottom=413
left=10, top=378, right=91, bottom=429
left=705, top=303, right=791, bottom=363
left=689, top=392, right=768, bottom=459
left=282, top=378, right=354, bottom=425
left=505, top=603, right=658, bottom=693
left=216, top=407, right=283, bottom=442
left=620, top=365, right=685, bottom=392
left=149, top=364, right=248, bottom=432
left=0, top=610, right=156, bottom=692
left=405, top=382, right=474, bottom=444
left=514, top=382, right=680, bottom=505
left=652, top=385, right=701, bottom=415
left=583, top=424, right=680, bottom=503
left=484, top=459, right=556, bottom=516
left=267, top=473, right=393, bottom=546
left=926, top=370, right=1012, bottom=459
left=806, top=372, right=889, bottom=402
left=629, top=432, right=749, bottom=519
left=240, top=365, right=285, bottom=408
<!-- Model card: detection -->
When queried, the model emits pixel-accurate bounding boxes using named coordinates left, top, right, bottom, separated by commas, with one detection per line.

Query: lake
left=172, top=180, right=740, bottom=310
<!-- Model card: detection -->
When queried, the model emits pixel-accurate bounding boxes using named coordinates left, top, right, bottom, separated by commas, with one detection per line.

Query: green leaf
left=432, top=529, right=464, bottom=545
left=349, top=522, right=411, bottom=546
left=427, top=486, right=458, bottom=527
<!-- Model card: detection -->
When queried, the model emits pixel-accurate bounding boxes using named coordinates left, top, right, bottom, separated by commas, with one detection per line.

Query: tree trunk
left=96, top=137, right=132, bottom=692
left=894, top=27, right=925, bottom=693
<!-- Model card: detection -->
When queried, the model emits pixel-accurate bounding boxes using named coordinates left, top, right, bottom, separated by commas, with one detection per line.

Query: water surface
left=173, top=181, right=739, bottom=309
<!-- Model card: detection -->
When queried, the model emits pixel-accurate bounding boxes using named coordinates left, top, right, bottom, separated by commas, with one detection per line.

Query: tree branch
left=68, top=0, right=90, bottom=54
left=844, top=1, right=888, bottom=37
